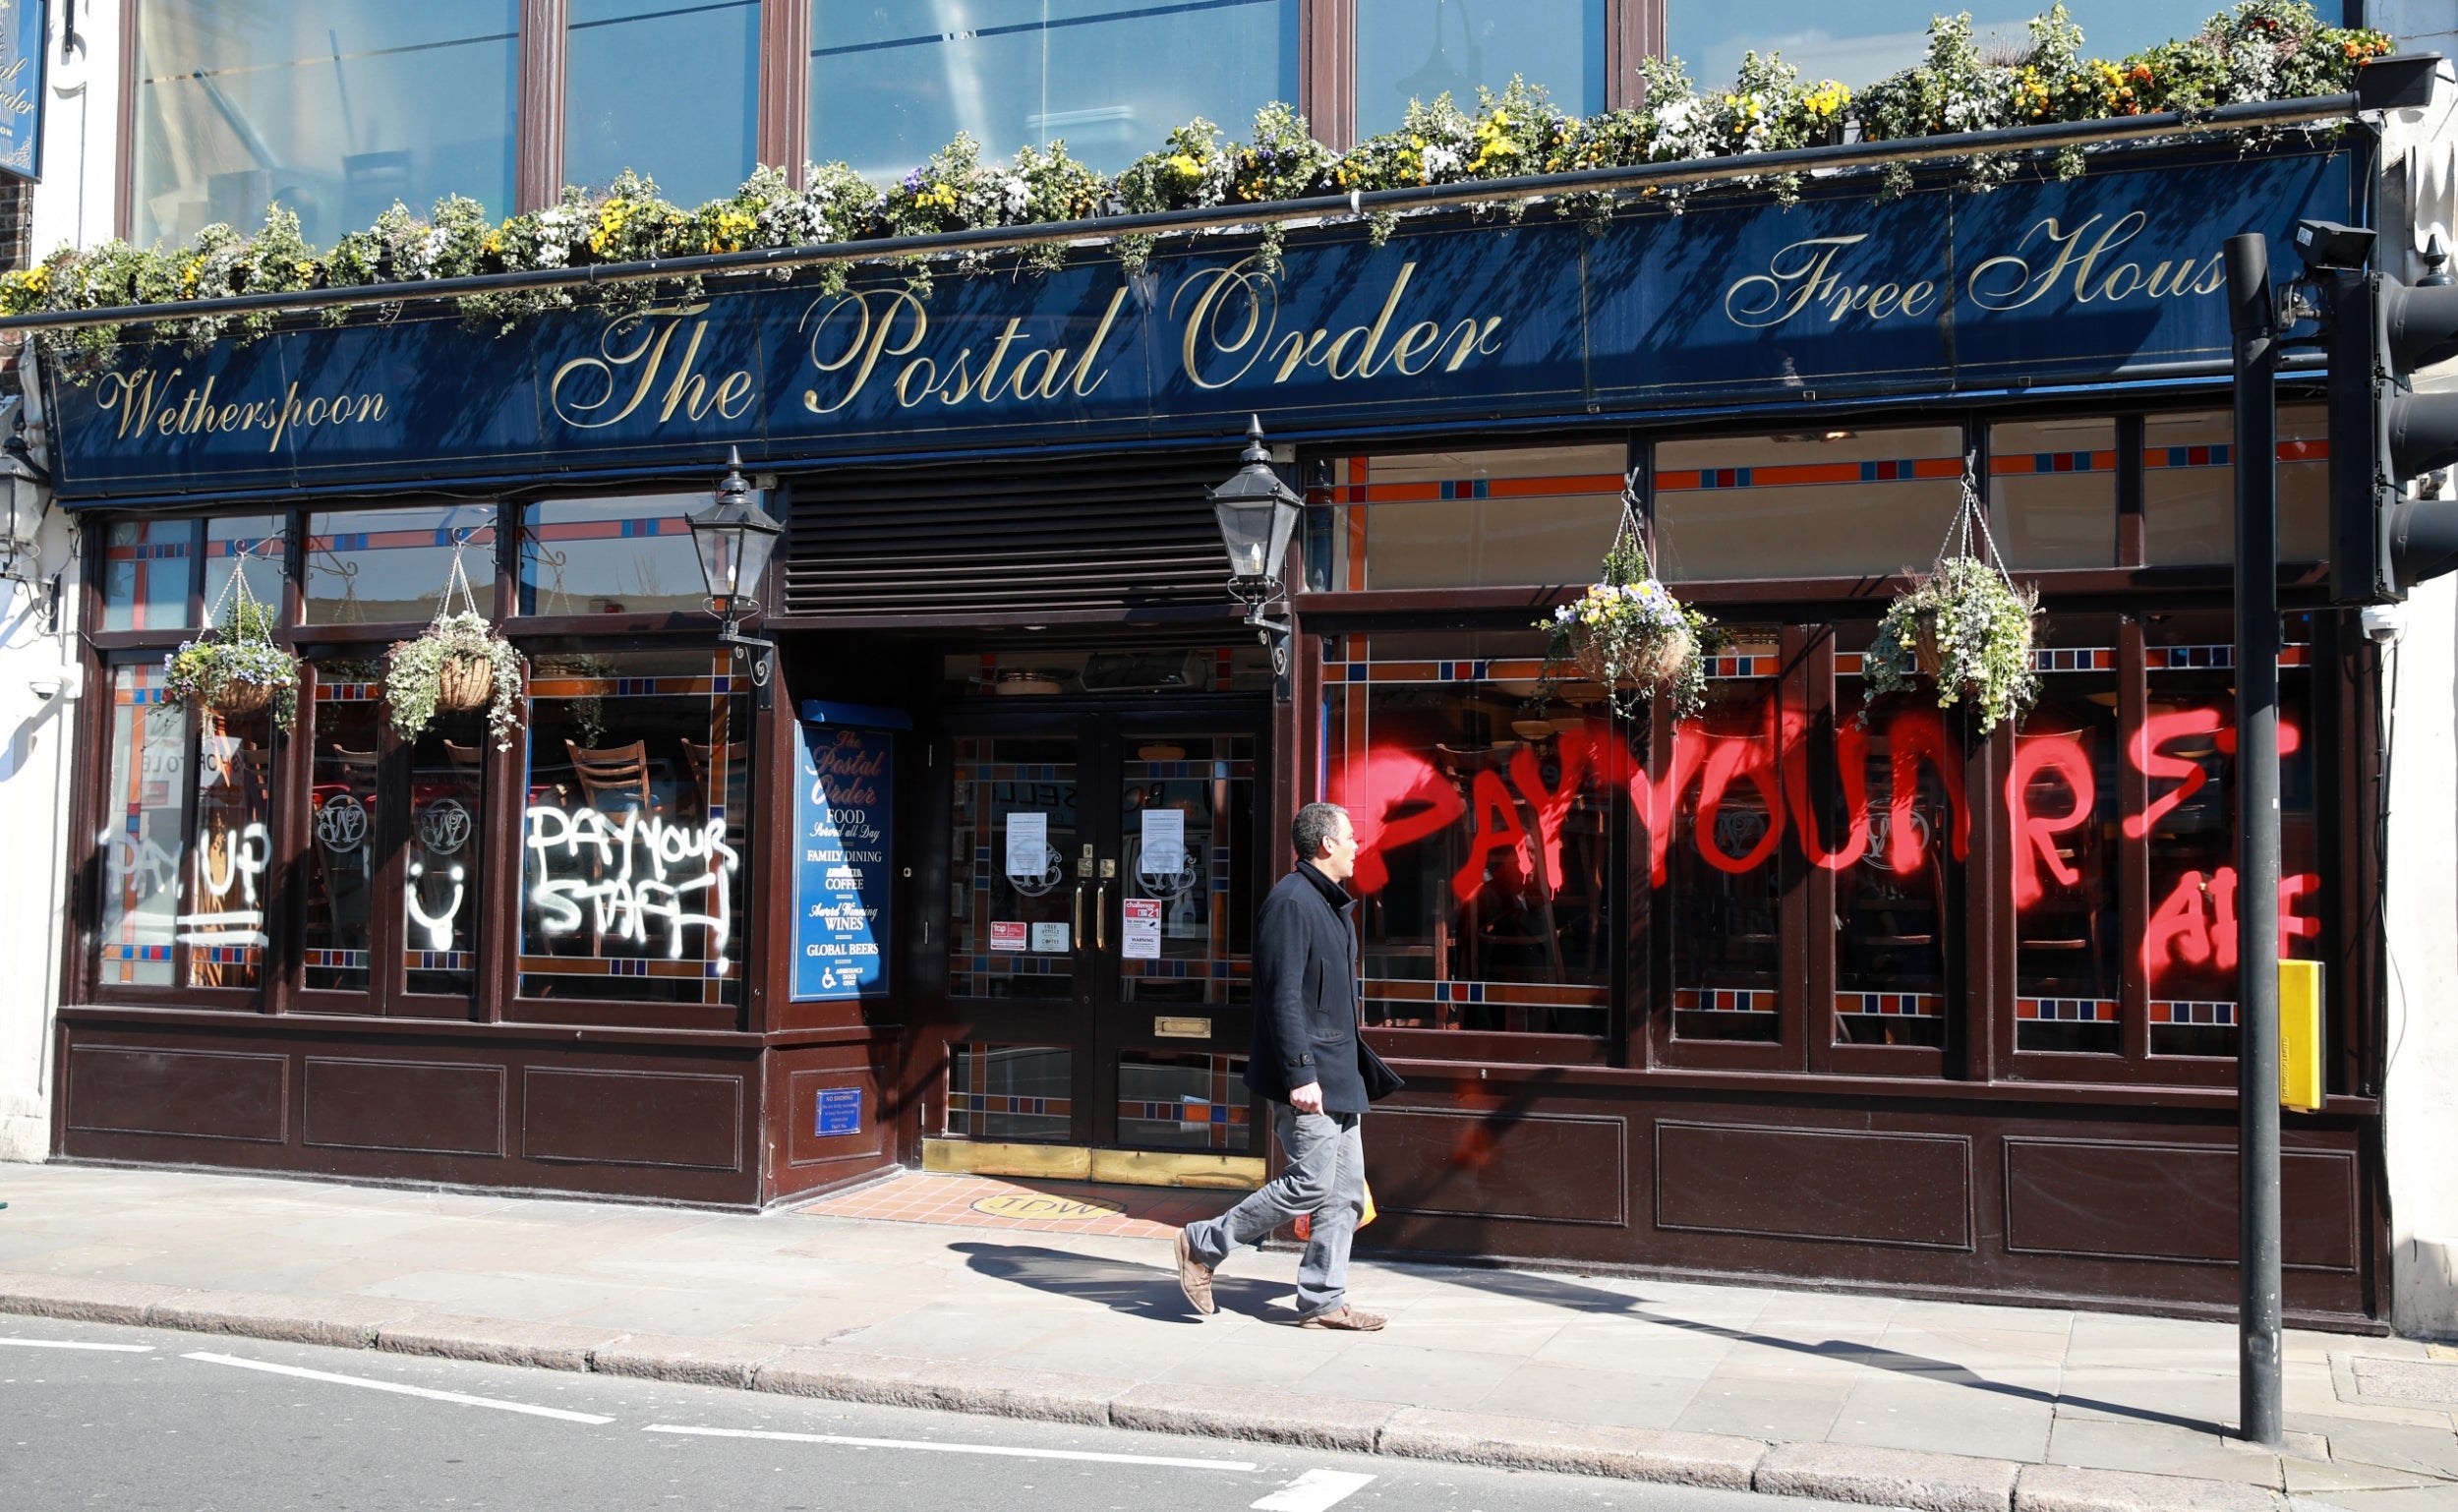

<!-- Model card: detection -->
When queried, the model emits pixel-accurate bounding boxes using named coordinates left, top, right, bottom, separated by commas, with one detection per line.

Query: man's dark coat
left=1245, top=860, right=1368, bottom=1114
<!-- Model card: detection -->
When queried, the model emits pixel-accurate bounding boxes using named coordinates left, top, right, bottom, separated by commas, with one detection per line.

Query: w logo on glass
left=315, top=793, right=368, bottom=853
left=417, top=798, right=472, bottom=856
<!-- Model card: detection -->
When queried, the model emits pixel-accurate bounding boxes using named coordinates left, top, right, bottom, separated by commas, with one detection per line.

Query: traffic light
left=2305, top=221, right=2458, bottom=603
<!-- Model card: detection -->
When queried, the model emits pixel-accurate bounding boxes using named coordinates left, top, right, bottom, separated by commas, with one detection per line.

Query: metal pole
left=2224, top=231, right=2284, bottom=1449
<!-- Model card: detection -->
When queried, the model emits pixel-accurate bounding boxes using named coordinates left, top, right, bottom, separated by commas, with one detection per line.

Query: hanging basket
left=1865, top=455, right=2042, bottom=734
left=205, top=681, right=276, bottom=719
left=1574, top=619, right=1695, bottom=690
left=1912, top=617, right=1946, bottom=680
left=433, top=653, right=497, bottom=714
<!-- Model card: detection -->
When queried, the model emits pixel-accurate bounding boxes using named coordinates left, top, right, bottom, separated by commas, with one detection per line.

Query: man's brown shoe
left=1174, top=1229, right=1216, bottom=1315
left=1298, top=1305, right=1386, bottom=1331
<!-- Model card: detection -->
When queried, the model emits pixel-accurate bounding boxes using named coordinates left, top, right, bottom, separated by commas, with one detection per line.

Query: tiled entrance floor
left=794, top=1171, right=1240, bottom=1240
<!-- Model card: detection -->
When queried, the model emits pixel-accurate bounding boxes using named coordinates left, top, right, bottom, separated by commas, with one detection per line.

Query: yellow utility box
left=2279, top=960, right=2324, bottom=1113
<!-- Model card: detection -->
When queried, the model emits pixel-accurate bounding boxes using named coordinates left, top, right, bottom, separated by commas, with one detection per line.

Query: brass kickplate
left=1154, top=1016, right=1211, bottom=1039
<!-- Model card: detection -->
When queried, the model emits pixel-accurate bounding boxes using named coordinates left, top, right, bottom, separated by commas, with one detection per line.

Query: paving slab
left=1753, top=1441, right=2021, bottom=1512
left=2045, top=1416, right=2286, bottom=1487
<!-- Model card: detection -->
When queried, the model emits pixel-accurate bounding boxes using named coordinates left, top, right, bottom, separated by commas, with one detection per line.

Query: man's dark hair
left=1292, top=802, right=1349, bottom=862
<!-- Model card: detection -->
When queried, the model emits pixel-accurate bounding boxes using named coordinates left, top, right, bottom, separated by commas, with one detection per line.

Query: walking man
left=1175, top=802, right=1384, bottom=1330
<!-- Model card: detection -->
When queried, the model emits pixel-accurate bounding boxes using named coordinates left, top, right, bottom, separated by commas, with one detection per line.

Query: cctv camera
left=2294, top=219, right=2378, bottom=272
left=2361, top=606, right=2405, bottom=644
left=28, top=662, right=82, bottom=701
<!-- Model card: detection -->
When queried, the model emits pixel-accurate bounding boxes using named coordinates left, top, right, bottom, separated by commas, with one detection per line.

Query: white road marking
left=1252, top=1468, right=1377, bottom=1511
left=643, top=1423, right=1257, bottom=1472
left=182, top=1352, right=614, bottom=1424
left=0, top=1338, right=153, bottom=1353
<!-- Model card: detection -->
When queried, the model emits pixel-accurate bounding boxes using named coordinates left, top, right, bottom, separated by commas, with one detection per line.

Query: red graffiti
left=1695, top=731, right=1785, bottom=875
left=2140, top=866, right=2321, bottom=982
left=1452, top=768, right=1534, bottom=901
left=1509, top=725, right=1593, bottom=893
left=1333, top=744, right=1466, bottom=897
left=1885, top=709, right=1969, bottom=873
left=1782, top=709, right=1872, bottom=871
left=2007, top=732, right=2095, bottom=908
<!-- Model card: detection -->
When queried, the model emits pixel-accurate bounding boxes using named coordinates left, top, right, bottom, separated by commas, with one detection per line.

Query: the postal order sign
left=45, top=144, right=2358, bottom=500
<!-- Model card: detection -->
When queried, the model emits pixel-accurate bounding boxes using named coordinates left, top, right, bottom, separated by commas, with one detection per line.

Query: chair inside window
left=564, top=739, right=652, bottom=812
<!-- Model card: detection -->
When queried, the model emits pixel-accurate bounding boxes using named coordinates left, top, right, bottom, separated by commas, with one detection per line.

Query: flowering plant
left=1538, top=501, right=1715, bottom=720
left=0, top=2, right=2390, bottom=369
left=384, top=611, right=524, bottom=749
left=1863, top=466, right=2041, bottom=732
left=164, top=591, right=300, bottom=731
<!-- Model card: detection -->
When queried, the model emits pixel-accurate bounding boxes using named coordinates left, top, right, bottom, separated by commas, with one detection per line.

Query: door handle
left=1094, top=881, right=1108, bottom=952
left=1073, top=884, right=1086, bottom=950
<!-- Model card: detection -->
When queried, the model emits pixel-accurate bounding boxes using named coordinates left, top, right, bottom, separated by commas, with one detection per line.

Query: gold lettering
left=714, top=371, right=753, bottom=420
left=977, top=319, right=1027, bottom=401
left=549, top=306, right=697, bottom=430
left=1006, top=346, right=1066, bottom=401
left=1174, top=259, right=1279, bottom=391
left=2191, top=255, right=2226, bottom=295
left=1440, top=317, right=1501, bottom=373
left=656, top=320, right=714, bottom=423
left=800, top=291, right=925, bottom=414
left=217, top=402, right=240, bottom=431
left=267, top=381, right=304, bottom=451
left=2068, top=214, right=2147, bottom=304
left=304, top=397, right=327, bottom=427
left=1269, top=330, right=1308, bottom=382
left=1389, top=320, right=1441, bottom=376
left=894, top=356, right=939, bottom=407
left=1901, top=281, right=1940, bottom=318
left=357, top=394, right=386, bottom=423
left=1327, top=263, right=1417, bottom=379
left=1067, top=287, right=1129, bottom=397
left=1724, top=236, right=1868, bottom=328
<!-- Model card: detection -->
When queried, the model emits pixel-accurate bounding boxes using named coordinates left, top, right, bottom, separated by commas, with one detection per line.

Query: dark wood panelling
left=784, top=1064, right=888, bottom=1168
left=521, top=1068, right=744, bottom=1171
left=66, top=1047, right=288, bottom=1143
left=1655, top=1122, right=1973, bottom=1250
left=1370, top=1108, right=1627, bottom=1226
left=2004, top=1137, right=2360, bottom=1272
left=303, top=1059, right=506, bottom=1157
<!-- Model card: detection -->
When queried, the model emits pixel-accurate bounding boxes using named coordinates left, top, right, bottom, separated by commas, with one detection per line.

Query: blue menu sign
left=792, top=721, right=894, bottom=1000
left=815, top=1087, right=863, bottom=1137
left=0, top=1, right=42, bottom=183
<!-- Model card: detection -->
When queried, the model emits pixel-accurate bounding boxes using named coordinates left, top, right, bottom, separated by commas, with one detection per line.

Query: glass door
left=938, top=707, right=1266, bottom=1155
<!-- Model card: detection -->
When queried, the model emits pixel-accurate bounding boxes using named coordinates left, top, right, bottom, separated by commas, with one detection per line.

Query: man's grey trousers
left=1182, top=1105, right=1365, bottom=1319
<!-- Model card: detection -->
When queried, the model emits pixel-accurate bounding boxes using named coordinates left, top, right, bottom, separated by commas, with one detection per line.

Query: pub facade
left=29, top=59, right=2458, bottom=1333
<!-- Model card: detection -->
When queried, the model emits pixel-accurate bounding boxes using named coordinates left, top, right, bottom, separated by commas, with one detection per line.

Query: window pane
left=2140, top=613, right=2322, bottom=1057
left=1358, top=0, right=1602, bottom=131
left=405, top=710, right=488, bottom=997
left=102, top=519, right=197, bottom=632
left=948, top=1043, right=1073, bottom=1141
left=521, top=648, right=750, bottom=1005
left=521, top=494, right=710, bottom=615
left=949, top=733, right=1079, bottom=1001
left=566, top=0, right=759, bottom=205
left=133, top=0, right=518, bottom=249
left=2008, top=638, right=2124, bottom=1053
left=2142, top=408, right=2329, bottom=566
left=186, top=704, right=275, bottom=990
left=205, top=514, right=288, bottom=623
left=1120, top=733, right=1255, bottom=1008
left=1656, top=427, right=1965, bottom=582
left=1988, top=418, right=2115, bottom=570
left=307, top=506, right=497, bottom=624
left=1828, top=682, right=1958, bottom=1050
left=1668, top=1, right=2240, bottom=91
left=97, top=665, right=186, bottom=987
left=1326, top=633, right=1612, bottom=1037
left=306, top=664, right=383, bottom=992
left=1117, top=1051, right=1251, bottom=1152
left=1668, top=643, right=1783, bottom=1042
left=808, top=0, right=1299, bottom=177
left=1328, top=445, right=1625, bottom=591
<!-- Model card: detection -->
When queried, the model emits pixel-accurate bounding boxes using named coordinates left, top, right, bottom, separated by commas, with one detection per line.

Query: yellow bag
left=1292, top=1181, right=1375, bottom=1241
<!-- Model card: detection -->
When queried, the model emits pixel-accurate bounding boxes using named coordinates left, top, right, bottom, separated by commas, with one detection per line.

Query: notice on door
left=1005, top=811, right=1049, bottom=883
left=990, top=921, right=1027, bottom=952
left=791, top=723, right=894, bottom=1002
left=1029, top=921, right=1070, bottom=953
left=1122, top=897, right=1162, bottom=959
left=1140, top=807, right=1186, bottom=877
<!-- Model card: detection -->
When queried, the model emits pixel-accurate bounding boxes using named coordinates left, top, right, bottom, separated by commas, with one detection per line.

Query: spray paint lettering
left=525, top=805, right=740, bottom=969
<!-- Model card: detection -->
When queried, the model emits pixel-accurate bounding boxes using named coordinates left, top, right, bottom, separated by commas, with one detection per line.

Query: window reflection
left=520, top=494, right=712, bottom=615
left=98, top=665, right=187, bottom=987
left=566, top=0, right=759, bottom=205
left=186, top=706, right=275, bottom=990
left=308, top=505, right=497, bottom=624
left=949, top=734, right=1078, bottom=1001
left=1988, top=418, right=2115, bottom=570
left=2142, top=407, right=2328, bottom=566
left=1324, top=444, right=1625, bottom=591
left=520, top=648, right=749, bottom=1006
left=808, top=0, right=1298, bottom=177
left=405, top=711, right=487, bottom=997
left=206, top=515, right=289, bottom=622
left=1120, top=733, right=1254, bottom=1007
left=134, top=0, right=518, bottom=248
left=1668, top=1, right=2233, bottom=91
left=1326, top=634, right=1612, bottom=1037
left=306, top=664, right=383, bottom=993
left=102, top=519, right=197, bottom=632
left=1117, top=1051, right=1251, bottom=1152
left=948, top=1043, right=1073, bottom=1141
left=1655, top=428, right=1965, bottom=582
left=1829, top=681, right=1961, bottom=1050
left=1358, top=0, right=1602, bottom=131
left=2009, top=652, right=2123, bottom=1053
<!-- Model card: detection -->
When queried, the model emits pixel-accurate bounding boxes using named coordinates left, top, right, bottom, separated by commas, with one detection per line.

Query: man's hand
left=1288, top=1081, right=1323, bottom=1114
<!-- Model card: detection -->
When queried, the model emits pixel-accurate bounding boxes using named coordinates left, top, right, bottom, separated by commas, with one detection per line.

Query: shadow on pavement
left=1428, top=1266, right=2219, bottom=1434
left=953, top=1242, right=1288, bottom=1325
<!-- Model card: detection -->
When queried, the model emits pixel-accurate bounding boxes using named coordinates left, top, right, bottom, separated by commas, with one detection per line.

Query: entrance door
left=935, top=704, right=1266, bottom=1162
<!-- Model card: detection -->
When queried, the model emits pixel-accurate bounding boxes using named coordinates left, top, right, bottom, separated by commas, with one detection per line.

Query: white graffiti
left=98, top=815, right=180, bottom=904
left=180, top=821, right=270, bottom=948
left=524, top=804, right=739, bottom=967
left=406, top=859, right=467, bottom=951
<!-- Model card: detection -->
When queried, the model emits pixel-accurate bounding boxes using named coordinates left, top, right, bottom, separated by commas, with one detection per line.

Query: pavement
left=1, top=1161, right=2453, bottom=1512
